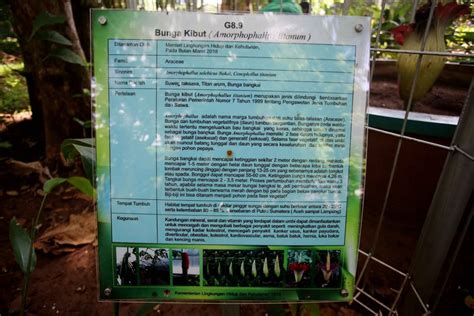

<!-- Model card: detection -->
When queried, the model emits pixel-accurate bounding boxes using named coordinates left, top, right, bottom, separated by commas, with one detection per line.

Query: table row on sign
left=112, top=213, right=346, bottom=245
left=108, top=55, right=356, bottom=72
left=109, top=67, right=354, bottom=83
left=108, top=80, right=354, bottom=93
left=111, top=199, right=348, bottom=217
left=108, top=39, right=356, bottom=60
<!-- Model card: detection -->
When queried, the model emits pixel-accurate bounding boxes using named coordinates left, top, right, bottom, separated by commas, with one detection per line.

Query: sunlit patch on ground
left=0, top=111, right=32, bottom=132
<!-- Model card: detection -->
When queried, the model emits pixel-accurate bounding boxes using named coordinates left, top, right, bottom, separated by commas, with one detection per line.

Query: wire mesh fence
left=97, top=0, right=473, bottom=314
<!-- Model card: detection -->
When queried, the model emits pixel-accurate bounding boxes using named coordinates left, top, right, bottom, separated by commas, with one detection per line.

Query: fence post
left=400, top=79, right=474, bottom=314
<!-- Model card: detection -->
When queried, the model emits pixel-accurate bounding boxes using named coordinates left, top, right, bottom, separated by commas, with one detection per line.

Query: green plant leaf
left=72, top=118, right=92, bottom=128
left=73, top=117, right=85, bottom=126
left=61, top=138, right=95, bottom=181
left=47, top=48, right=86, bottom=66
left=43, top=177, right=67, bottom=194
left=381, top=21, right=399, bottom=31
left=30, top=11, right=66, bottom=40
left=0, top=141, right=12, bottom=148
left=36, top=30, right=72, bottom=46
left=82, top=120, right=92, bottom=129
left=61, top=138, right=94, bottom=158
left=0, top=22, right=14, bottom=38
left=67, top=176, right=95, bottom=198
left=9, top=217, right=36, bottom=274
left=462, top=32, right=474, bottom=41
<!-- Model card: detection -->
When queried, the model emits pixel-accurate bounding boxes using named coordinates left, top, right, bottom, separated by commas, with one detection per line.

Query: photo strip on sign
left=92, top=10, right=370, bottom=302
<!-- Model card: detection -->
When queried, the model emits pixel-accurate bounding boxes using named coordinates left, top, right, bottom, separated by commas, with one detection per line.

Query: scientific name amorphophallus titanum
left=391, top=1, right=471, bottom=106
left=289, top=262, right=310, bottom=283
left=274, top=255, right=281, bottom=278
left=263, top=257, right=269, bottom=278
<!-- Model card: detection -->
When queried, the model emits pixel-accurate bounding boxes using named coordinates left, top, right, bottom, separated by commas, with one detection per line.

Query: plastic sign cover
left=92, top=10, right=369, bottom=302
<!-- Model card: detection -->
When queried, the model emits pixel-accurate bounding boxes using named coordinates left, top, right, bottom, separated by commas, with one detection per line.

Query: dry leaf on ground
left=34, top=211, right=97, bottom=254
left=6, top=159, right=52, bottom=184
left=7, top=160, right=43, bottom=175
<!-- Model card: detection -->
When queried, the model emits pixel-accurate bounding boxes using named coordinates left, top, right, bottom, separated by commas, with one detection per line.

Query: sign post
left=92, top=10, right=370, bottom=302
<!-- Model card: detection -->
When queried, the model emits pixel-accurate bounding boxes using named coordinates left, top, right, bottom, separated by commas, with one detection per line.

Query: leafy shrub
left=0, top=63, right=30, bottom=116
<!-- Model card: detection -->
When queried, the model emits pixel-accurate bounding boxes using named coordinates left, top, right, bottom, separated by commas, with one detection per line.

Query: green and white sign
left=92, top=10, right=369, bottom=302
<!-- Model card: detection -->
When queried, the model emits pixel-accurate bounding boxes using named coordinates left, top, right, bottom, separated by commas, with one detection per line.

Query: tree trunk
left=8, top=1, right=91, bottom=162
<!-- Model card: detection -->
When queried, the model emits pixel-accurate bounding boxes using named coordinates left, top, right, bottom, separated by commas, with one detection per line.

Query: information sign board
left=92, top=10, right=370, bottom=302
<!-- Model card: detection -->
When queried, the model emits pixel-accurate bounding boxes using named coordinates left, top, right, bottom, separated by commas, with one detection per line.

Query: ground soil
left=0, top=76, right=470, bottom=315
left=369, top=79, right=467, bottom=116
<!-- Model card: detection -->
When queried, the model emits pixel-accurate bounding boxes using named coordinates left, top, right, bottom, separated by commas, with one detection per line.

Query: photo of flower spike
left=115, top=247, right=138, bottom=286
left=263, top=257, right=269, bottom=278
left=138, top=248, right=170, bottom=285
left=172, top=249, right=200, bottom=286
left=314, top=250, right=342, bottom=288
left=203, top=249, right=284, bottom=287
left=274, top=255, right=281, bottom=278
left=286, top=250, right=312, bottom=288
left=289, top=262, right=310, bottom=283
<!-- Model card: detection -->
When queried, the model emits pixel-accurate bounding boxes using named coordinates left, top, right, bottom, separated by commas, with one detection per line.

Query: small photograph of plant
left=172, top=249, right=200, bottom=286
left=314, top=250, right=342, bottom=288
left=203, top=249, right=284, bottom=287
left=287, top=250, right=312, bottom=288
left=138, top=248, right=170, bottom=285
left=116, top=247, right=138, bottom=286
